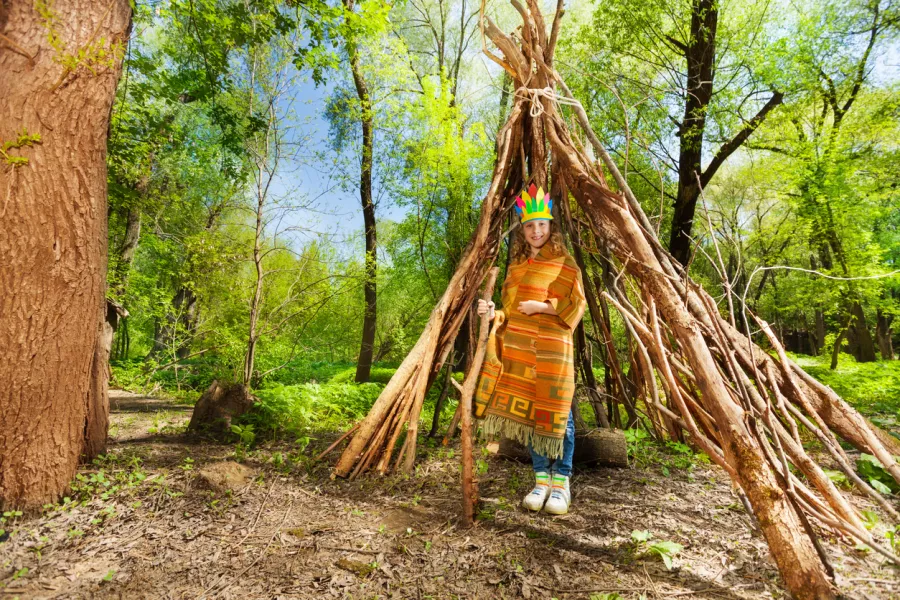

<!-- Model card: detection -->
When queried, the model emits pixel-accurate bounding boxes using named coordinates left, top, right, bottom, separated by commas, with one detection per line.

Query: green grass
left=791, top=353, right=900, bottom=435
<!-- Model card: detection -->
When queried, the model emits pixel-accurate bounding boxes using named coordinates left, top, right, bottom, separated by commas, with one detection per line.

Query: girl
left=475, top=184, right=586, bottom=515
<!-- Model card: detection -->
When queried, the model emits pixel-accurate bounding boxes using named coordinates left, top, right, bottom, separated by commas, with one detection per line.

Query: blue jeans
left=529, top=409, right=575, bottom=477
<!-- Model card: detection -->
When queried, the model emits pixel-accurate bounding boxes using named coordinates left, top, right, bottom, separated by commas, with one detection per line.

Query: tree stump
left=495, top=429, right=628, bottom=468
left=188, top=381, right=255, bottom=437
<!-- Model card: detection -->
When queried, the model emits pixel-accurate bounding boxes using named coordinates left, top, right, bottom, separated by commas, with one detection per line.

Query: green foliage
left=794, top=354, right=900, bottom=431
left=857, top=454, right=900, bottom=494
left=625, top=428, right=708, bottom=473
left=861, top=510, right=879, bottom=531
left=245, top=382, right=383, bottom=439
left=647, top=540, right=684, bottom=570
left=230, top=424, right=256, bottom=446
left=36, top=0, right=125, bottom=85
left=0, top=129, right=41, bottom=166
left=0, top=510, right=23, bottom=539
left=67, top=454, right=148, bottom=505
left=887, top=526, right=900, bottom=552
left=96, top=0, right=898, bottom=462
left=630, top=530, right=652, bottom=543
left=330, top=366, right=397, bottom=385
left=630, top=530, right=683, bottom=570
left=823, top=469, right=851, bottom=490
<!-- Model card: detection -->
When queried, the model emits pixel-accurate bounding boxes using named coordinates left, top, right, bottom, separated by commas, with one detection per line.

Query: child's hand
left=477, top=299, right=495, bottom=319
left=517, top=300, right=548, bottom=316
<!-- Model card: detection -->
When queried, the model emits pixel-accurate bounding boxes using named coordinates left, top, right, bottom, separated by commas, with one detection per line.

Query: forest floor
left=1, top=390, right=898, bottom=600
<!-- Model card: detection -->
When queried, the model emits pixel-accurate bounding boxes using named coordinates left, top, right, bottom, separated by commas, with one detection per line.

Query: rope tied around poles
left=514, top=85, right=581, bottom=117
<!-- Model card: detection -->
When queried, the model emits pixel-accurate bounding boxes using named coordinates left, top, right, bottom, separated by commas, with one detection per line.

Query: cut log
left=188, top=381, right=255, bottom=437
left=496, top=429, right=628, bottom=468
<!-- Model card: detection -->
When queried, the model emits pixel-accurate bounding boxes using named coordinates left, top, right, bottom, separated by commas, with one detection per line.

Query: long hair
left=508, top=219, right=569, bottom=265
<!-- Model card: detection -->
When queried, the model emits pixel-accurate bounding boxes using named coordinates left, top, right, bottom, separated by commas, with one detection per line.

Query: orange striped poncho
left=475, top=244, right=586, bottom=459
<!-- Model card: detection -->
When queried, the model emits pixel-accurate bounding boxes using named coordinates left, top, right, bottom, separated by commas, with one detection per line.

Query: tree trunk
left=347, top=0, right=377, bottom=384
left=801, top=312, right=818, bottom=356
left=111, top=204, right=142, bottom=297
left=830, top=323, right=848, bottom=370
left=849, top=302, right=877, bottom=363
left=109, top=204, right=141, bottom=360
left=815, top=309, right=826, bottom=353
left=0, top=0, right=132, bottom=508
left=876, top=310, right=894, bottom=360
left=453, top=313, right=473, bottom=373
left=575, top=321, right=609, bottom=428
left=84, top=302, right=121, bottom=461
left=668, top=0, right=717, bottom=265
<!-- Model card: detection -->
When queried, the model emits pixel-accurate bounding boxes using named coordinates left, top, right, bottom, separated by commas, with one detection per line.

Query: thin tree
left=341, top=0, right=379, bottom=383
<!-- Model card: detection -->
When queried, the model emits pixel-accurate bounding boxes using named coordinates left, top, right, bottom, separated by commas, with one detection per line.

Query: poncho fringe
left=481, top=413, right=565, bottom=459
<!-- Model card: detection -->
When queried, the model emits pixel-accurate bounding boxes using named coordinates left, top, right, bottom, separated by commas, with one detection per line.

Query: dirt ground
left=1, top=390, right=898, bottom=599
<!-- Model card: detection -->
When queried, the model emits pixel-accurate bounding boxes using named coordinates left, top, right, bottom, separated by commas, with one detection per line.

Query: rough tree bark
left=112, top=204, right=142, bottom=296
left=0, top=0, right=132, bottom=508
left=848, top=302, right=878, bottom=363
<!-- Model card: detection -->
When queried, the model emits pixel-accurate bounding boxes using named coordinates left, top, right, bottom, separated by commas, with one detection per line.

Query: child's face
left=524, top=219, right=551, bottom=250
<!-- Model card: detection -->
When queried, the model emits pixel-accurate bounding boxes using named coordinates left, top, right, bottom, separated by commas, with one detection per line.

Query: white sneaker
left=522, top=472, right=551, bottom=511
left=543, top=474, right=570, bottom=515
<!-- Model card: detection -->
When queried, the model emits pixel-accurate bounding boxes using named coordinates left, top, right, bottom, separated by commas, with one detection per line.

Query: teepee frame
left=331, top=2, right=899, bottom=597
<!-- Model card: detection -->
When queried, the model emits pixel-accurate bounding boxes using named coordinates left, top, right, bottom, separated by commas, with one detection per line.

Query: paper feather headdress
left=515, top=183, right=553, bottom=222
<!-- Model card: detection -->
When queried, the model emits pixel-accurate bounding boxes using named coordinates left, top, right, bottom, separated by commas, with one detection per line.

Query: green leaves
left=857, top=453, right=899, bottom=494
left=647, top=540, right=684, bottom=570
left=631, top=530, right=652, bottom=543
left=631, top=530, right=683, bottom=570
left=0, top=128, right=41, bottom=167
left=824, top=468, right=851, bottom=489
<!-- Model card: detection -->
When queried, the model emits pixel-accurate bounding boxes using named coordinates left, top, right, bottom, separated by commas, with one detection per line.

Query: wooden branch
left=700, top=91, right=784, bottom=187
left=545, top=0, right=565, bottom=65
left=460, top=267, right=499, bottom=525
left=315, top=422, right=361, bottom=462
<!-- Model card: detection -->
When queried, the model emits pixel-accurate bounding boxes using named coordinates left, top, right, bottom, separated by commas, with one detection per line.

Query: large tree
left=569, top=0, right=784, bottom=266
left=0, top=0, right=132, bottom=507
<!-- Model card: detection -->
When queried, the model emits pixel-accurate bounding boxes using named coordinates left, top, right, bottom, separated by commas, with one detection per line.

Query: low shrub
left=330, top=366, right=398, bottom=385
left=245, top=381, right=384, bottom=439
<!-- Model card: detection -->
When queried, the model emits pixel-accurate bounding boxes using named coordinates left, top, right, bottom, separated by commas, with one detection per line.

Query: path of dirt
left=1, top=390, right=897, bottom=599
